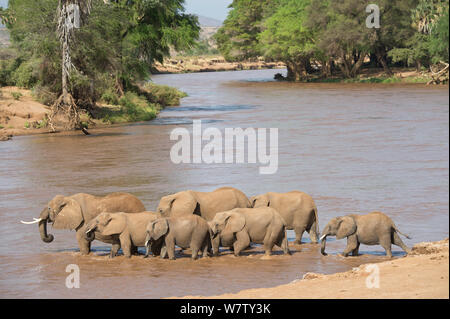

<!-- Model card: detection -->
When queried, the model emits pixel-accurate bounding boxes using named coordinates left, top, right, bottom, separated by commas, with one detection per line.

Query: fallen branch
left=427, top=61, right=449, bottom=85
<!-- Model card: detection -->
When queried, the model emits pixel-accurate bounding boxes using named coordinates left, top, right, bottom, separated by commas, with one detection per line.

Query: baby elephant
left=320, top=211, right=411, bottom=257
left=209, top=207, right=291, bottom=257
left=145, top=215, right=211, bottom=260
left=85, top=211, right=162, bottom=258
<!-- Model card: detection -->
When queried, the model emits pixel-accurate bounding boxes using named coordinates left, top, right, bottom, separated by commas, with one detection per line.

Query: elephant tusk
left=320, top=234, right=327, bottom=241
left=145, top=240, right=150, bottom=247
left=20, top=218, right=42, bottom=225
left=85, top=229, right=94, bottom=234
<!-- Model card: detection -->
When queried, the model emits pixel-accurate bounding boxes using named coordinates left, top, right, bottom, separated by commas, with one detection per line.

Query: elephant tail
left=393, top=224, right=411, bottom=239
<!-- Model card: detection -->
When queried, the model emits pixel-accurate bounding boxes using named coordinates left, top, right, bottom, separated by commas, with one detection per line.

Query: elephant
left=208, top=207, right=291, bottom=257
left=251, top=191, right=319, bottom=244
left=20, top=192, right=145, bottom=255
left=320, top=211, right=411, bottom=258
left=156, top=187, right=251, bottom=221
left=84, top=211, right=162, bottom=258
left=144, top=215, right=211, bottom=260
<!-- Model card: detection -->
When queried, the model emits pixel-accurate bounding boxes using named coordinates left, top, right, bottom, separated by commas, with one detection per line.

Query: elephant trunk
left=85, top=229, right=95, bottom=242
left=39, top=208, right=54, bottom=243
left=320, top=235, right=328, bottom=255
left=84, top=221, right=97, bottom=242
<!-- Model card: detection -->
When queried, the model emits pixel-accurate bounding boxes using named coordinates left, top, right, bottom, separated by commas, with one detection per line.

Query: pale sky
left=1, top=1, right=232, bottom=21
left=184, top=0, right=232, bottom=21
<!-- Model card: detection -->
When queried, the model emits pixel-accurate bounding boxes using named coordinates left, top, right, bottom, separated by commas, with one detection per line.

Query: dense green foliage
left=0, top=0, right=199, bottom=114
left=216, top=0, right=449, bottom=81
left=213, top=0, right=280, bottom=61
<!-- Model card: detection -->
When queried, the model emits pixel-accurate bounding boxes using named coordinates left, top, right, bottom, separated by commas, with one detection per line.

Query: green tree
left=365, top=0, right=418, bottom=75
left=429, top=8, right=449, bottom=63
left=389, top=0, right=449, bottom=69
left=214, top=0, right=279, bottom=61
left=259, top=0, right=316, bottom=81
left=308, top=0, right=372, bottom=78
left=2, top=0, right=199, bottom=129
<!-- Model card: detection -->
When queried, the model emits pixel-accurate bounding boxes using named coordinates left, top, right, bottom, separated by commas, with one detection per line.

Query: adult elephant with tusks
left=156, top=187, right=252, bottom=221
left=21, top=192, right=146, bottom=255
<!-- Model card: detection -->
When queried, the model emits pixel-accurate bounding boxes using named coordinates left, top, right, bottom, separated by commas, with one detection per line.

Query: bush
left=31, top=85, right=58, bottom=106
left=101, top=89, right=119, bottom=105
left=118, top=92, right=158, bottom=122
left=69, top=71, right=96, bottom=108
left=12, top=61, right=37, bottom=88
left=11, top=91, right=23, bottom=100
left=142, top=83, right=187, bottom=106
left=0, top=58, right=18, bottom=86
left=35, top=117, right=48, bottom=129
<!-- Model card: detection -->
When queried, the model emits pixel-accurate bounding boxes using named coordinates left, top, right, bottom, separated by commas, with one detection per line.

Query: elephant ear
left=224, top=212, right=246, bottom=233
left=171, top=191, right=198, bottom=216
left=102, top=214, right=126, bottom=236
left=152, top=219, right=169, bottom=240
left=336, top=216, right=357, bottom=239
left=53, top=198, right=84, bottom=230
left=249, top=196, right=257, bottom=207
left=253, top=195, right=269, bottom=208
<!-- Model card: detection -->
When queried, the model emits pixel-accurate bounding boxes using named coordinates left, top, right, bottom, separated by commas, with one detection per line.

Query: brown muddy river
left=0, top=69, right=449, bottom=298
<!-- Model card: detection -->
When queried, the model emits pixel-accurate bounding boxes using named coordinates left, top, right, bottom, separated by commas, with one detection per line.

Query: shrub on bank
left=32, top=85, right=58, bottom=106
left=98, top=92, right=159, bottom=124
left=141, top=82, right=188, bottom=106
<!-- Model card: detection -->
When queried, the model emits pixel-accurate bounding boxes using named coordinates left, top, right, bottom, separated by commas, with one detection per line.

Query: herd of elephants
left=20, top=187, right=412, bottom=260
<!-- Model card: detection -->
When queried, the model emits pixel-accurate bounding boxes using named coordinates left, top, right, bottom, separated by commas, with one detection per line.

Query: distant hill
left=197, top=15, right=223, bottom=27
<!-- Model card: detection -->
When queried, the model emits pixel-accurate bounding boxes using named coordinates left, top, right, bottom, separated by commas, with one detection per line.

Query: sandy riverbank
left=0, top=86, right=155, bottom=140
left=153, top=56, right=286, bottom=74
left=180, top=239, right=449, bottom=299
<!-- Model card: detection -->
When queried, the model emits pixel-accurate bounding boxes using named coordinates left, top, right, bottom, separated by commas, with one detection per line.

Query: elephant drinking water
left=21, top=192, right=146, bottom=255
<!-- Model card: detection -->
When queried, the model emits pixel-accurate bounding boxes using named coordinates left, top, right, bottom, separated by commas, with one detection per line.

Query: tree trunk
left=286, top=59, right=308, bottom=82
left=49, top=1, right=92, bottom=132
left=339, top=53, right=352, bottom=78
left=350, top=53, right=367, bottom=77
left=376, top=47, right=393, bottom=76
left=321, top=58, right=332, bottom=78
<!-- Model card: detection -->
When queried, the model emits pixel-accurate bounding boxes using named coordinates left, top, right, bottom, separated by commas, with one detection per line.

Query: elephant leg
left=110, top=242, right=120, bottom=258
left=201, top=237, right=211, bottom=258
left=308, top=220, right=319, bottom=244
left=392, top=232, right=411, bottom=254
left=165, top=237, right=176, bottom=260
left=76, top=228, right=91, bottom=255
left=263, top=231, right=278, bottom=256
left=294, top=226, right=305, bottom=245
left=342, top=235, right=358, bottom=257
left=120, top=236, right=132, bottom=258
left=279, top=232, right=291, bottom=255
left=211, top=236, right=220, bottom=256
left=274, top=231, right=291, bottom=255
left=380, top=235, right=393, bottom=258
left=233, top=231, right=250, bottom=257
left=159, top=244, right=168, bottom=259
left=191, top=245, right=199, bottom=260
left=122, top=244, right=132, bottom=258
left=352, top=242, right=360, bottom=256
